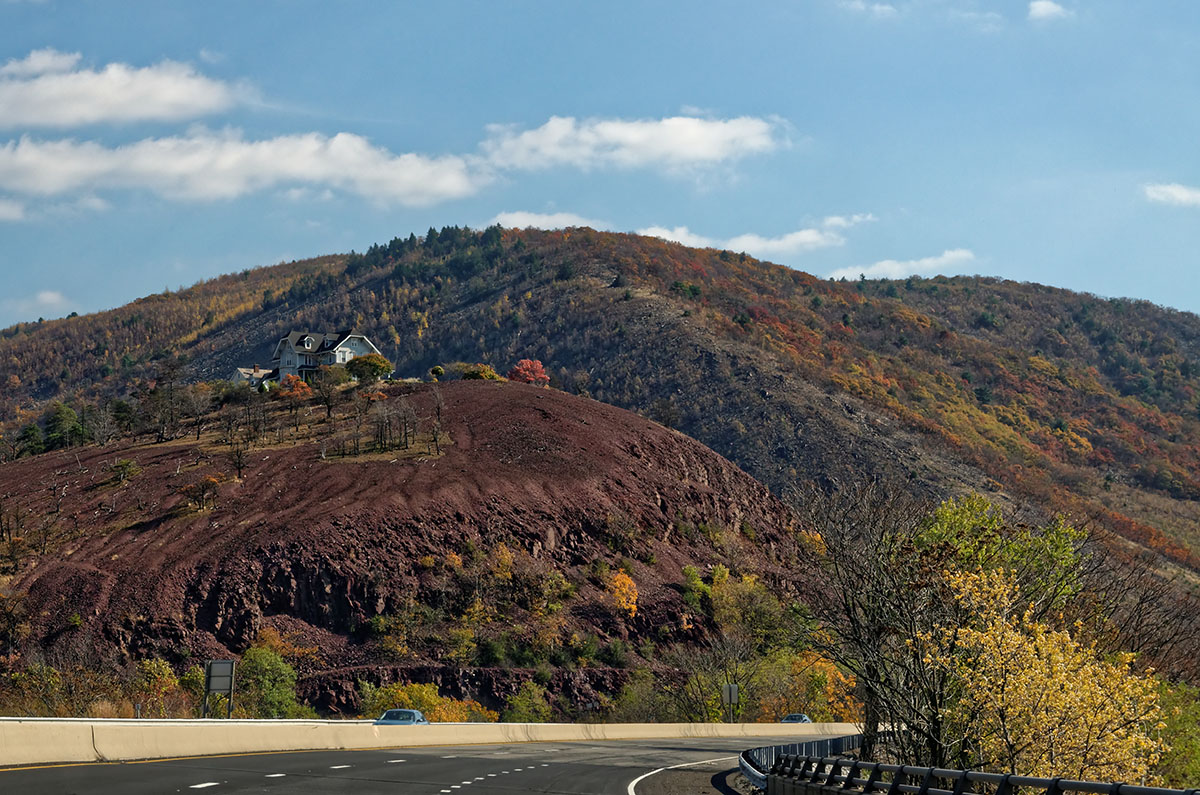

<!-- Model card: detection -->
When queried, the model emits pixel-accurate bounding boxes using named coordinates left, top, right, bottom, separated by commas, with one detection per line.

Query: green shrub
left=502, top=681, right=552, bottom=723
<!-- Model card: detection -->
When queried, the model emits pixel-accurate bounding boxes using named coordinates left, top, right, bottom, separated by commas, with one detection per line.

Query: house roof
left=283, top=329, right=354, bottom=354
left=271, top=329, right=382, bottom=363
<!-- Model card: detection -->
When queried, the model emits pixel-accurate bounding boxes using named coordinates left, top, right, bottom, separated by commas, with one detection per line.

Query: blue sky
left=2, top=1, right=1199, bottom=327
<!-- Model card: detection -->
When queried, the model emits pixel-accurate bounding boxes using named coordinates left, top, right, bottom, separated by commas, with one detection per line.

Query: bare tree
left=181, top=385, right=213, bottom=441
left=657, top=632, right=763, bottom=722
left=86, top=402, right=120, bottom=447
left=312, top=366, right=348, bottom=420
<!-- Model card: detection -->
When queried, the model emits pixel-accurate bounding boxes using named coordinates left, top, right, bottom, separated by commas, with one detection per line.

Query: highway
left=0, top=735, right=772, bottom=794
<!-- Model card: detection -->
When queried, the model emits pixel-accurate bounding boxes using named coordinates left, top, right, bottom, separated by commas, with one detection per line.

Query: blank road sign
left=205, top=660, right=235, bottom=694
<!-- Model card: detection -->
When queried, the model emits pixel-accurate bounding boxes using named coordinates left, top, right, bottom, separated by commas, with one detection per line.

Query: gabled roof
left=284, top=329, right=352, bottom=353
left=271, top=329, right=381, bottom=363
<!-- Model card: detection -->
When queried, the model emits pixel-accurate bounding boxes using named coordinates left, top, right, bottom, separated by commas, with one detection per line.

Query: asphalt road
left=0, top=735, right=773, bottom=795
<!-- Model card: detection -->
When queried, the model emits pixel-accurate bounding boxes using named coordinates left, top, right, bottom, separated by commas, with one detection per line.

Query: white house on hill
left=270, top=330, right=383, bottom=381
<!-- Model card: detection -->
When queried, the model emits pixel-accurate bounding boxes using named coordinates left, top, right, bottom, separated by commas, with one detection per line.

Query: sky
left=1, top=1, right=1200, bottom=327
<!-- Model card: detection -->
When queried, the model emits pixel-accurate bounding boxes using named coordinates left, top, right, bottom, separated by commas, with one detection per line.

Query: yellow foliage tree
left=607, top=571, right=638, bottom=618
left=936, top=569, right=1165, bottom=781
left=491, top=542, right=514, bottom=583
left=753, top=650, right=861, bottom=722
left=357, top=681, right=497, bottom=723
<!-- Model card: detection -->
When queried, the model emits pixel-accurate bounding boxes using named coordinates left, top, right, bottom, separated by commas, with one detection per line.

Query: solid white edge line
left=626, top=755, right=739, bottom=795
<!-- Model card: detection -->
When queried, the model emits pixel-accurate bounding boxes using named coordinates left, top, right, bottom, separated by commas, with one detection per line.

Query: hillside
left=3, top=226, right=1200, bottom=571
left=0, top=380, right=802, bottom=712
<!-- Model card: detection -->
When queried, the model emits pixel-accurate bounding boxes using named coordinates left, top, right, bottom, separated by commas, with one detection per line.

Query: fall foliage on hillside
left=4, top=226, right=1200, bottom=573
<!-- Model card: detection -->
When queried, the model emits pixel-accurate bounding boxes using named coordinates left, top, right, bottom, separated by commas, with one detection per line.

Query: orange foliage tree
left=506, top=359, right=550, bottom=386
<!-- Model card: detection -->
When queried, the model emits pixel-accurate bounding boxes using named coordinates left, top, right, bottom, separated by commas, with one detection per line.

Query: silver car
left=374, top=709, right=430, bottom=725
left=781, top=713, right=812, bottom=723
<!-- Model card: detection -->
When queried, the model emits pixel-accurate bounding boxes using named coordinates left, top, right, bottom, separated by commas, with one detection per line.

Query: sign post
left=202, top=659, right=236, bottom=719
left=720, top=683, right=739, bottom=724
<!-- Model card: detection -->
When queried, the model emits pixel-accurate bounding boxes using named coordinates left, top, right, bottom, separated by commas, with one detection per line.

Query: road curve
left=0, top=735, right=778, bottom=795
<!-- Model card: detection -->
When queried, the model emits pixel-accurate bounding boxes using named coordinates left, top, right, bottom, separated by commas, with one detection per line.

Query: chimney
left=253, top=364, right=260, bottom=375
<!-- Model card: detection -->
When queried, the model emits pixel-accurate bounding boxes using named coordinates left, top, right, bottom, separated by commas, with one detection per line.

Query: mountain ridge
left=3, top=226, right=1200, bottom=571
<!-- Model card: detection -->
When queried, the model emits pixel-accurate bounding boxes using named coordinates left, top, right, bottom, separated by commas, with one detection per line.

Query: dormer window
left=301, top=336, right=313, bottom=350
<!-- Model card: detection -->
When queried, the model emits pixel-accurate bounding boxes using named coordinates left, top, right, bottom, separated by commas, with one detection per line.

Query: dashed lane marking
left=387, top=759, right=406, bottom=763
left=190, top=784, right=221, bottom=790
left=265, top=773, right=286, bottom=778
left=329, top=764, right=352, bottom=769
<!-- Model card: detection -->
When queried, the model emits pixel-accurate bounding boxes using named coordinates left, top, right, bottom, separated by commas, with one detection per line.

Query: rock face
left=3, top=380, right=802, bottom=711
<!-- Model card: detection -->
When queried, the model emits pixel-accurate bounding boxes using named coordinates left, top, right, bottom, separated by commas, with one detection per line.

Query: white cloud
left=0, top=48, right=81, bottom=77
left=827, top=248, right=976, bottom=280
left=2, top=289, right=73, bottom=319
left=949, top=9, right=1005, bottom=33
left=821, top=212, right=877, bottom=229
left=0, top=197, right=24, bottom=220
left=198, top=48, right=225, bottom=65
left=1144, top=183, right=1200, bottom=207
left=489, top=210, right=610, bottom=229
left=838, top=0, right=899, bottom=19
left=638, top=214, right=874, bottom=258
left=1028, top=1, right=1072, bottom=21
left=482, top=115, right=785, bottom=173
left=0, top=49, right=243, bottom=127
left=0, top=130, right=484, bottom=205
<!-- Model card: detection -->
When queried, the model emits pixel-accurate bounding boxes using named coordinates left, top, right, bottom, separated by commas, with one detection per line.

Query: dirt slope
left=2, top=381, right=801, bottom=708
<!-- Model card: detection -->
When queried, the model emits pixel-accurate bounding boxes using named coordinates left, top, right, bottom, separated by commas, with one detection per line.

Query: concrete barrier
left=0, top=718, right=860, bottom=767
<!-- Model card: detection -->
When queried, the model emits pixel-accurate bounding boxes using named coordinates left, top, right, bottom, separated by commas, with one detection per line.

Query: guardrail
left=760, top=756, right=1200, bottom=795
left=739, top=735, right=863, bottom=791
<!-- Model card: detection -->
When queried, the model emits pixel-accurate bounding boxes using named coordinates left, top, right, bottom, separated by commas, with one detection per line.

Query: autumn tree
left=183, top=475, right=222, bottom=510
left=312, top=365, right=349, bottom=419
left=357, top=681, right=497, bottom=722
left=506, top=359, right=550, bottom=386
left=346, top=353, right=393, bottom=386
left=607, top=571, right=638, bottom=618
left=461, top=363, right=501, bottom=380
left=275, top=374, right=313, bottom=430
left=800, top=485, right=1088, bottom=767
left=130, top=659, right=187, bottom=718
left=934, top=568, right=1165, bottom=780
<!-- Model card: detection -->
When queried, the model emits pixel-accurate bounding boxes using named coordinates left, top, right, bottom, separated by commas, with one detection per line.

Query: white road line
left=474, top=776, right=485, bottom=780
left=190, top=784, right=220, bottom=790
left=626, top=755, right=739, bottom=795
left=441, top=754, right=458, bottom=758
left=329, top=764, right=352, bottom=769
left=387, top=759, right=406, bottom=763
left=487, top=773, right=497, bottom=777
left=461, top=781, right=472, bottom=784
left=265, top=773, right=286, bottom=778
